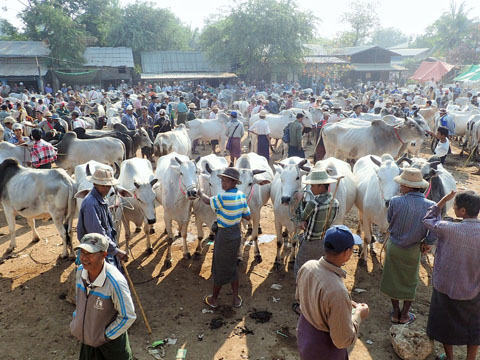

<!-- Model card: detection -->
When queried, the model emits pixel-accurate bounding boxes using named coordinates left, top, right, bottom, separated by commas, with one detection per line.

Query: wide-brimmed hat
left=394, top=168, right=428, bottom=188
left=74, top=233, right=109, bottom=253
left=303, top=169, right=337, bottom=185
left=188, top=103, right=196, bottom=109
left=44, top=111, right=53, bottom=117
left=259, top=110, right=267, bottom=117
left=217, top=167, right=242, bottom=184
left=212, top=105, right=219, bottom=110
left=439, top=108, right=447, bottom=113
left=51, top=113, right=60, bottom=119
left=86, top=167, right=119, bottom=186
left=3, top=116, right=15, bottom=124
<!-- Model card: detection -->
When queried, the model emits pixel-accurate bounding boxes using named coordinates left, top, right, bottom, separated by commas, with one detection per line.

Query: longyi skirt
left=229, top=137, right=241, bottom=158
left=212, top=224, right=241, bottom=286
left=427, top=288, right=480, bottom=345
left=257, top=134, right=269, bottom=161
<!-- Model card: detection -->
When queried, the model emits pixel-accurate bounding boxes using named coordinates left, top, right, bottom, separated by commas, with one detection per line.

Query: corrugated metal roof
left=304, top=44, right=327, bottom=56
left=83, top=47, right=134, bottom=67
left=331, top=46, right=400, bottom=57
left=141, top=51, right=227, bottom=74
left=390, top=48, right=429, bottom=57
left=0, top=62, right=48, bottom=76
left=351, top=63, right=406, bottom=71
left=304, top=56, right=348, bottom=64
left=0, top=41, right=50, bottom=57
left=140, top=72, right=236, bottom=80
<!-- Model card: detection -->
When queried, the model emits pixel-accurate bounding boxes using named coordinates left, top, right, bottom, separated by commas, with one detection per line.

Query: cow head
left=275, top=159, right=311, bottom=205
left=171, top=156, right=198, bottom=200
left=134, top=127, right=153, bottom=148
left=202, top=162, right=226, bottom=197
left=370, top=155, right=401, bottom=208
left=131, top=177, right=158, bottom=224
left=397, top=118, right=426, bottom=142
left=235, top=168, right=271, bottom=204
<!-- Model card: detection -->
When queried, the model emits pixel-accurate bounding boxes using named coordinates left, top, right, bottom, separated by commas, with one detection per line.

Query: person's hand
left=299, top=221, right=307, bottom=230
left=356, top=303, right=369, bottom=320
left=115, top=249, right=128, bottom=262
left=294, top=192, right=304, bottom=202
left=421, top=242, right=432, bottom=254
left=438, top=190, right=456, bottom=209
left=26, top=161, right=32, bottom=167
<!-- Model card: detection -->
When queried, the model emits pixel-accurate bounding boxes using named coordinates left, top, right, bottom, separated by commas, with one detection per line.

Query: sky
left=3, top=0, right=480, bottom=39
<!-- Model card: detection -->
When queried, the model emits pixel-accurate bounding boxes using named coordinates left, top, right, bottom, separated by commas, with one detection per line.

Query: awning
left=454, top=65, right=480, bottom=82
left=0, top=63, right=48, bottom=77
left=410, top=61, right=454, bottom=82
left=140, top=72, right=237, bottom=80
left=350, top=63, right=406, bottom=71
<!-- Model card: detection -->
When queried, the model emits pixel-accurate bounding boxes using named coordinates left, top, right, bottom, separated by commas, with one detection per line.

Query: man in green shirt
left=287, top=113, right=305, bottom=158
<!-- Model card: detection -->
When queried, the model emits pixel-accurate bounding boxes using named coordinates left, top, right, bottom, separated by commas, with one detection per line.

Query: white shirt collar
left=81, top=261, right=107, bottom=288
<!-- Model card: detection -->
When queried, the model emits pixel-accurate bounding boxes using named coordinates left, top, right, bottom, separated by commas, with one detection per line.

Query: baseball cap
left=75, top=233, right=109, bottom=253
left=324, top=225, right=362, bottom=253
left=12, top=123, right=23, bottom=130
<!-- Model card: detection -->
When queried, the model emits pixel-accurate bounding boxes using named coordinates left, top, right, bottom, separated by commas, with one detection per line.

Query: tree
left=369, top=27, right=409, bottom=48
left=200, top=0, right=316, bottom=81
left=339, top=0, right=379, bottom=46
left=107, top=2, right=192, bottom=64
left=0, top=19, right=27, bottom=41
left=77, top=0, right=121, bottom=46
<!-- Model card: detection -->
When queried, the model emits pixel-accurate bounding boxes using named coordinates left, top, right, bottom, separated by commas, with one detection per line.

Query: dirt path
left=1, top=141, right=479, bottom=360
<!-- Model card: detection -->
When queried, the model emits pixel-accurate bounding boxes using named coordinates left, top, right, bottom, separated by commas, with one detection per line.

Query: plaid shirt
left=30, top=139, right=57, bottom=168
left=423, top=205, right=480, bottom=300
left=297, top=192, right=338, bottom=242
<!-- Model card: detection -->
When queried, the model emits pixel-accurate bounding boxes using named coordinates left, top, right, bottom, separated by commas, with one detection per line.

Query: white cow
left=440, top=108, right=480, bottom=137
left=0, top=122, right=3, bottom=140
left=193, top=154, right=229, bottom=252
left=0, top=142, right=31, bottom=165
left=319, top=118, right=425, bottom=161
left=271, top=157, right=312, bottom=267
left=55, top=132, right=125, bottom=173
left=463, top=114, right=480, bottom=155
left=186, top=113, right=232, bottom=156
left=314, top=157, right=357, bottom=225
left=106, top=116, right=122, bottom=130
left=155, top=152, right=199, bottom=267
left=235, top=153, right=274, bottom=262
left=354, top=154, right=405, bottom=263
left=118, top=158, right=159, bottom=253
left=233, top=100, right=249, bottom=118
left=0, top=159, right=76, bottom=258
left=153, top=124, right=191, bottom=157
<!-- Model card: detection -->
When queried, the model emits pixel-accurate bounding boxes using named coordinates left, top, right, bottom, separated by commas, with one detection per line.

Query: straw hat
left=44, top=111, right=53, bottom=117
left=212, top=105, right=219, bottom=111
left=3, top=116, right=15, bottom=124
left=188, top=103, right=196, bottom=109
left=259, top=109, right=267, bottom=117
left=217, top=167, right=242, bottom=184
left=394, top=168, right=428, bottom=188
left=87, top=168, right=119, bottom=186
left=303, top=169, right=337, bottom=185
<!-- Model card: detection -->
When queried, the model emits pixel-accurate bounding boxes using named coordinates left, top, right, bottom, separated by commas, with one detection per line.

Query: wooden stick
left=121, top=260, right=152, bottom=334
left=320, top=176, right=344, bottom=239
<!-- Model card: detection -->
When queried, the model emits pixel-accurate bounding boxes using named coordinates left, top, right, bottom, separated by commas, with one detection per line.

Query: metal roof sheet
left=0, top=41, right=50, bottom=57
left=0, top=62, right=48, bottom=76
left=304, top=56, right=348, bottom=64
left=390, top=48, right=429, bottom=57
left=140, top=72, right=236, bottom=80
left=351, top=63, right=406, bottom=71
left=141, top=51, right=227, bottom=73
left=83, top=47, right=134, bottom=67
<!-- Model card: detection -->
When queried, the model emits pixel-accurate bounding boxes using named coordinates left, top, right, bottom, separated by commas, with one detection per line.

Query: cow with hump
left=0, top=158, right=76, bottom=258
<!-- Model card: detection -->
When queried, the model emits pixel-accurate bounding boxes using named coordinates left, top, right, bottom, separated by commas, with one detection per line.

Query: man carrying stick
left=70, top=233, right=136, bottom=360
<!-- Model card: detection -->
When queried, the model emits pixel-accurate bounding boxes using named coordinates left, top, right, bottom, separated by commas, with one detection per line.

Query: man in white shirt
left=209, top=105, right=219, bottom=119
left=251, top=100, right=264, bottom=115
left=329, top=107, right=345, bottom=123
left=428, top=126, right=450, bottom=164
left=248, top=110, right=271, bottom=161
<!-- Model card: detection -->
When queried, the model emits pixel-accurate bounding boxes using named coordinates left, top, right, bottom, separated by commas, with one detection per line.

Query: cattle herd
left=0, top=80, right=477, bottom=280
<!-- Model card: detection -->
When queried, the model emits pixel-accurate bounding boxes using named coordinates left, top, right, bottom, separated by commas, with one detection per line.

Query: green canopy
left=53, top=69, right=99, bottom=85
left=454, top=65, right=480, bottom=81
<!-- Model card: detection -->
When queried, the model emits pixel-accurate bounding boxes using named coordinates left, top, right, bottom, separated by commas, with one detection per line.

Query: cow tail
left=65, top=179, right=77, bottom=248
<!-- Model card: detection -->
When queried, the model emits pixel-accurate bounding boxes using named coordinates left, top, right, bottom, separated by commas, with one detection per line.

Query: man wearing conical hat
left=380, top=168, right=437, bottom=325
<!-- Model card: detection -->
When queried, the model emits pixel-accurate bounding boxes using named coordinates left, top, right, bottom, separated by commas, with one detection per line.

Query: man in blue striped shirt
left=198, top=168, right=251, bottom=309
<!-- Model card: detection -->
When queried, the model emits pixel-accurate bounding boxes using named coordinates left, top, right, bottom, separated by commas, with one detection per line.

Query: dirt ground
left=1, top=139, right=479, bottom=360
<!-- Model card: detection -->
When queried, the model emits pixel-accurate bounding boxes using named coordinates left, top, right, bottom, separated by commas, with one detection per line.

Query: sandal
left=390, top=310, right=399, bottom=324
left=204, top=295, right=218, bottom=309
left=399, top=312, right=416, bottom=325
left=436, top=354, right=448, bottom=360
left=233, top=295, right=243, bottom=308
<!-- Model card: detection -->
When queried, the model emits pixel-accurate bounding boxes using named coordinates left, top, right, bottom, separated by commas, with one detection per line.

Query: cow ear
left=75, top=189, right=91, bottom=199
left=370, top=156, right=381, bottom=167
left=115, top=186, right=134, bottom=198
left=133, top=181, right=140, bottom=189
left=150, top=178, right=158, bottom=187
left=254, top=179, right=271, bottom=186
left=205, top=162, right=213, bottom=174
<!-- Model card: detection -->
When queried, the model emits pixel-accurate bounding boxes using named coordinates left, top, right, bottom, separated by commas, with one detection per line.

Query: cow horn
left=396, top=156, right=412, bottom=165
left=429, top=161, right=441, bottom=170
left=174, top=156, right=183, bottom=165
left=133, top=181, right=140, bottom=189
left=298, top=159, right=311, bottom=172
left=370, top=156, right=381, bottom=167
left=252, top=169, right=266, bottom=176
left=194, top=156, right=201, bottom=163
left=86, top=163, right=92, bottom=177
left=114, top=163, right=121, bottom=179
left=205, top=162, right=213, bottom=174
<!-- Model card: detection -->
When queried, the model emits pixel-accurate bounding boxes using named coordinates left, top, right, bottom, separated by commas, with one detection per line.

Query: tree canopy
left=200, top=0, right=316, bottom=81
left=337, top=0, right=379, bottom=47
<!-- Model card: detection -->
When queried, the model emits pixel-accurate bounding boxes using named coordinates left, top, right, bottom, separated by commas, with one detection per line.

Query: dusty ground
left=0, top=139, right=479, bottom=360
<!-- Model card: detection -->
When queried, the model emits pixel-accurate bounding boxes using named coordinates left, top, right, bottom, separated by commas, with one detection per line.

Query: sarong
left=288, top=146, right=305, bottom=158
left=212, top=224, right=241, bottom=286
left=380, top=240, right=421, bottom=301
left=176, top=112, right=187, bottom=125
left=294, top=236, right=325, bottom=280
left=427, top=288, right=480, bottom=345
left=228, top=137, right=241, bottom=158
left=257, top=134, right=269, bottom=161
left=297, top=314, right=348, bottom=360
left=79, top=332, right=133, bottom=360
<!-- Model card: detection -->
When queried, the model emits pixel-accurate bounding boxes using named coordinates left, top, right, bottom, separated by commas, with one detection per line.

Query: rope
left=462, top=144, right=477, bottom=170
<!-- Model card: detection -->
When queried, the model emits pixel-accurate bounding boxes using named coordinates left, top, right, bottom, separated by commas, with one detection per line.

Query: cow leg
left=251, top=214, right=262, bottom=263
left=123, top=217, right=132, bottom=251
left=237, top=219, right=247, bottom=263
left=180, top=222, right=191, bottom=259
left=26, top=218, right=41, bottom=243
left=274, top=221, right=284, bottom=269
left=4, top=207, right=17, bottom=254
left=52, top=214, right=71, bottom=259
left=143, top=222, right=153, bottom=255
left=193, top=216, right=204, bottom=260
left=359, top=215, right=372, bottom=265
left=164, top=217, right=174, bottom=268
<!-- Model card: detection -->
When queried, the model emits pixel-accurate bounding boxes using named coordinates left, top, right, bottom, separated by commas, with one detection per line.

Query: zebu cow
left=314, top=157, right=357, bottom=225
left=271, top=157, right=311, bottom=268
left=54, top=132, right=125, bottom=173
left=440, top=108, right=480, bottom=137
left=186, top=113, right=234, bottom=156
left=462, top=114, right=480, bottom=156
left=118, top=158, right=159, bottom=253
left=0, top=159, right=76, bottom=258
left=418, top=107, right=438, bottom=133
left=193, top=154, right=229, bottom=252
left=0, top=141, right=31, bottom=165
left=153, top=124, right=191, bottom=157
left=0, top=123, right=3, bottom=140
left=354, top=154, right=407, bottom=263
left=155, top=153, right=199, bottom=267
left=455, top=97, right=470, bottom=107
left=316, top=118, right=425, bottom=161
left=411, top=157, right=457, bottom=214
left=233, top=100, right=249, bottom=118
left=235, top=153, right=274, bottom=262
